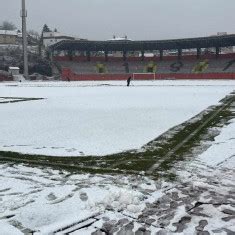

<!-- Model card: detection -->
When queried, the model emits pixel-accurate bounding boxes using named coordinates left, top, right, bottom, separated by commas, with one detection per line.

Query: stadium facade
left=50, top=34, right=235, bottom=81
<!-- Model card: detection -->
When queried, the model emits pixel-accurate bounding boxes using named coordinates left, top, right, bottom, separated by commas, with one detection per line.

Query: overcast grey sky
left=1, top=0, right=235, bottom=40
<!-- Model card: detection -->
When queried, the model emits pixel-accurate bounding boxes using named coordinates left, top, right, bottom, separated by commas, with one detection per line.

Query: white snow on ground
left=0, top=164, right=159, bottom=234
left=197, top=121, right=235, bottom=167
left=0, top=113, right=234, bottom=234
left=174, top=115, right=235, bottom=234
left=0, top=80, right=235, bottom=156
left=178, top=113, right=235, bottom=172
left=0, top=98, right=20, bottom=103
left=0, top=221, right=23, bottom=235
left=2, top=79, right=235, bottom=87
left=0, top=81, right=235, bottom=233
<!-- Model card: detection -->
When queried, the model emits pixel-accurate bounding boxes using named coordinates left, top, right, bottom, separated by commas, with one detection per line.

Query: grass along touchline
left=147, top=93, right=235, bottom=174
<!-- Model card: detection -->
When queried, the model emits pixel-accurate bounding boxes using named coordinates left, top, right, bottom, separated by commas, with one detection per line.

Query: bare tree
left=28, top=29, right=40, bottom=40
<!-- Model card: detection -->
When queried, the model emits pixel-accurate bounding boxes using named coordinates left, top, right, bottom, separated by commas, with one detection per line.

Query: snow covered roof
left=17, top=32, right=23, bottom=38
left=9, top=67, right=20, bottom=70
left=107, top=36, right=132, bottom=41
left=107, top=38, right=132, bottom=41
left=43, top=31, right=75, bottom=39
left=0, top=30, right=18, bottom=36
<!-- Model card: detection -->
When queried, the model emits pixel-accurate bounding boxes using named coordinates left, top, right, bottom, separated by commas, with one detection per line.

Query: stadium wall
left=0, top=73, right=13, bottom=82
left=62, top=68, right=235, bottom=81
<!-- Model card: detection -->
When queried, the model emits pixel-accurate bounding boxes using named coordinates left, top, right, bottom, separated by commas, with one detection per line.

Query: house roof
left=0, top=30, right=18, bottom=36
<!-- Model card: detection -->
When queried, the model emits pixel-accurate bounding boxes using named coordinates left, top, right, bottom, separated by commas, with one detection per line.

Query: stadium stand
left=57, top=54, right=235, bottom=81
left=50, top=35, right=235, bottom=80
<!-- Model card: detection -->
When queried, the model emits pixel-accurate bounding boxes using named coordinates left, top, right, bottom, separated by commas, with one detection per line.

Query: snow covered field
left=0, top=80, right=235, bottom=234
left=0, top=110, right=234, bottom=234
left=0, top=80, right=235, bottom=157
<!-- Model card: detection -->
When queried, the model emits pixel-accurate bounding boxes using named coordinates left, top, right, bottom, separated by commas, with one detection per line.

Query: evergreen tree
left=42, top=24, right=51, bottom=33
left=39, top=24, right=51, bottom=57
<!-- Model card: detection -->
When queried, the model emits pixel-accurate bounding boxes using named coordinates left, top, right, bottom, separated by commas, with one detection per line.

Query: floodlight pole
left=21, top=0, right=28, bottom=79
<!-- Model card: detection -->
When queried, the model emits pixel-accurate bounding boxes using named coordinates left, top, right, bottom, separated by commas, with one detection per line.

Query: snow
left=0, top=80, right=235, bottom=233
left=102, top=188, right=144, bottom=213
left=0, top=80, right=235, bottom=156
left=173, top=110, right=235, bottom=234
left=65, top=224, right=98, bottom=235
left=0, top=30, right=18, bottom=36
left=0, top=110, right=234, bottom=233
left=0, top=164, right=156, bottom=234
left=2, top=79, right=235, bottom=87
left=167, top=205, right=187, bottom=231
left=0, top=221, right=23, bottom=235
left=8, top=66, right=20, bottom=70
left=197, top=121, right=235, bottom=167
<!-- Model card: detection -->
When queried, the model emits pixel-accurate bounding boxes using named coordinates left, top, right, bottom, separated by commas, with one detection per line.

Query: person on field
left=127, top=75, right=132, bottom=86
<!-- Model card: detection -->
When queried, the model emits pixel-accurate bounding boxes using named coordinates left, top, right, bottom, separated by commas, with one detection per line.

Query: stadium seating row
left=58, top=58, right=235, bottom=75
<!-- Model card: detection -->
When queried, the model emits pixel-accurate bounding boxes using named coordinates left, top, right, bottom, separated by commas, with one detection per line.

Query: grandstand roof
left=50, top=34, right=235, bottom=52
